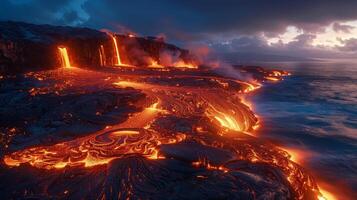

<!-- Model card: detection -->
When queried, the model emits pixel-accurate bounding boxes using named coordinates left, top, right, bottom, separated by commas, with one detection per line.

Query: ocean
left=248, top=60, right=357, bottom=199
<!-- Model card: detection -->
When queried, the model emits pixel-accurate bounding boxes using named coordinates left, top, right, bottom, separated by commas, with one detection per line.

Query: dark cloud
left=338, top=38, right=357, bottom=52
left=0, top=0, right=83, bottom=25
left=212, top=36, right=269, bottom=53
left=2, top=0, right=357, bottom=59
left=80, top=0, right=357, bottom=38
left=332, top=22, right=354, bottom=33
left=3, top=0, right=357, bottom=40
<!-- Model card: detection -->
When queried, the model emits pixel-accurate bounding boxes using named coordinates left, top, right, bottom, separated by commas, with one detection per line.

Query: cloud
left=80, top=0, right=357, bottom=37
left=332, top=22, right=355, bottom=33
left=338, top=38, right=357, bottom=52
left=3, top=0, right=357, bottom=41
left=2, top=0, right=357, bottom=59
left=0, top=0, right=87, bottom=25
left=210, top=32, right=357, bottom=60
left=287, top=34, right=316, bottom=48
left=79, top=0, right=357, bottom=59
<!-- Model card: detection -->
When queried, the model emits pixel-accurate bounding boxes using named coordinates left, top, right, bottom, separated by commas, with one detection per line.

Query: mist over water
left=244, top=61, right=357, bottom=197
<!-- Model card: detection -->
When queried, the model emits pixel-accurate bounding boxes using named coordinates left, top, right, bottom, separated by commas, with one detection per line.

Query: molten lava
left=99, top=45, right=106, bottom=66
left=172, top=60, right=198, bottom=69
left=318, top=188, right=337, bottom=200
left=111, top=35, right=122, bottom=66
left=58, top=47, right=71, bottom=68
left=206, top=105, right=242, bottom=132
left=192, top=157, right=229, bottom=173
left=148, top=58, right=164, bottom=68
left=3, top=101, right=185, bottom=169
left=2, top=65, right=337, bottom=199
left=266, top=76, right=280, bottom=81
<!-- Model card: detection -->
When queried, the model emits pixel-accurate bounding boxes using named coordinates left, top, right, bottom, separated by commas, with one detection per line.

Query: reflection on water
left=248, top=61, right=357, bottom=199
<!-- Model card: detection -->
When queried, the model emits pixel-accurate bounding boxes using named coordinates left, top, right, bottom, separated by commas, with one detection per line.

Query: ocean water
left=248, top=61, right=357, bottom=198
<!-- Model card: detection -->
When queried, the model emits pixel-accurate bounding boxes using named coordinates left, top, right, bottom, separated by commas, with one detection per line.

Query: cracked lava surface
left=0, top=66, right=331, bottom=200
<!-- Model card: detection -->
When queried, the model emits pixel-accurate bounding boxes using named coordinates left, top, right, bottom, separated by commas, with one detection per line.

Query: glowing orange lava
left=192, top=157, right=229, bottom=173
left=99, top=45, right=106, bottom=66
left=265, top=76, right=280, bottom=81
left=3, top=101, right=185, bottom=169
left=3, top=129, right=161, bottom=169
left=128, top=33, right=136, bottom=38
left=58, top=47, right=71, bottom=68
left=148, top=58, right=164, bottom=68
left=172, top=60, right=198, bottom=69
left=279, top=147, right=312, bottom=164
left=3, top=66, right=337, bottom=199
left=317, top=188, right=337, bottom=200
left=111, top=35, right=122, bottom=66
left=206, top=106, right=242, bottom=132
left=280, top=147, right=338, bottom=200
left=244, top=82, right=261, bottom=93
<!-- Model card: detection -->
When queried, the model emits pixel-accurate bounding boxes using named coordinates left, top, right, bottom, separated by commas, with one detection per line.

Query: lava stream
left=2, top=66, right=333, bottom=199
left=111, top=35, right=122, bottom=66
left=58, top=47, right=71, bottom=68
left=4, top=101, right=184, bottom=169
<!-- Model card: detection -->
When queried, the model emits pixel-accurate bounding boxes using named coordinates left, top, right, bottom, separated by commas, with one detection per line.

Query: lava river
left=0, top=66, right=329, bottom=200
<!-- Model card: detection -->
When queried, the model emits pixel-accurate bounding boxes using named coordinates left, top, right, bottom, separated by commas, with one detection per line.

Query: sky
left=2, top=0, right=357, bottom=60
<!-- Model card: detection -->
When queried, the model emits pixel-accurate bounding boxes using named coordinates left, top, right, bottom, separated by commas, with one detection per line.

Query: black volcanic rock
left=0, top=21, right=195, bottom=74
left=0, top=21, right=107, bottom=73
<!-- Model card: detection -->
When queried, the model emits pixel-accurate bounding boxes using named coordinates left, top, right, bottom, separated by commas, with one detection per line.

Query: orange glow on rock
left=192, top=158, right=229, bottom=173
left=317, top=188, right=337, bottom=200
left=3, top=96, right=185, bottom=170
left=281, top=147, right=302, bottom=163
left=279, top=147, right=311, bottom=164
left=172, top=60, right=198, bottom=69
left=128, top=33, right=136, bottom=38
left=265, top=76, right=280, bottom=81
left=4, top=66, right=336, bottom=200
left=265, top=70, right=291, bottom=82
left=206, top=105, right=242, bottom=132
left=148, top=58, right=164, bottom=68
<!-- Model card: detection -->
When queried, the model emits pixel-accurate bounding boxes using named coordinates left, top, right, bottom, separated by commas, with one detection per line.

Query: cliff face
left=0, top=21, right=194, bottom=74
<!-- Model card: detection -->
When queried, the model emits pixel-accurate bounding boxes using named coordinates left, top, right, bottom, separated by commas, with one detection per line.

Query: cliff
left=0, top=21, right=195, bottom=74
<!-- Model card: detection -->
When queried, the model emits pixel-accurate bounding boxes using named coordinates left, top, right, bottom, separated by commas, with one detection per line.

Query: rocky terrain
left=0, top=21, right=327, bottom=200
left=0, top=21, right=195, bottom=74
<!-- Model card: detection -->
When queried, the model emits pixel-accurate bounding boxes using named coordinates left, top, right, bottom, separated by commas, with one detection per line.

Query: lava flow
left=111, top=35, right=122, bottom=66
left=99, top=45, right=106, bottom=66
left=1, top=52, right=333, bottom=199
left=171, top=60, right=198, bottom=69
left=58, top=47, right=71, bottom=68
left=148, top=58, right=164, bottom=68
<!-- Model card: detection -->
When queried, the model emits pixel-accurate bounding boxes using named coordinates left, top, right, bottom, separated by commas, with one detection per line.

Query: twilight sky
left=2, top=0, right=357, bottom=60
